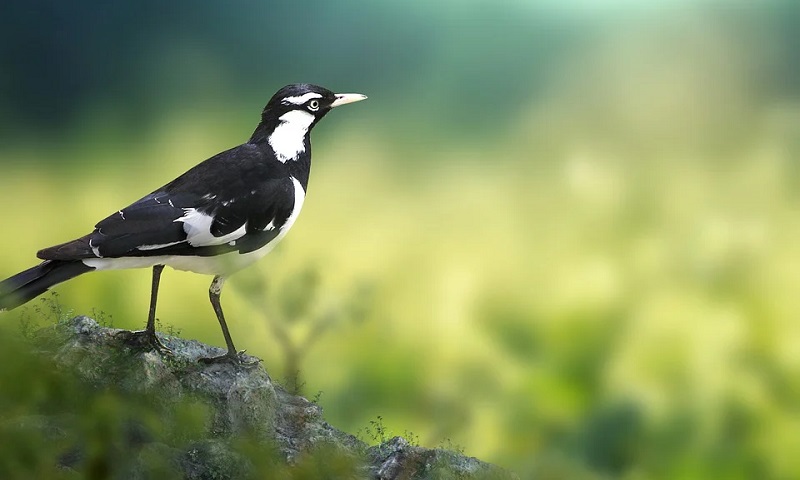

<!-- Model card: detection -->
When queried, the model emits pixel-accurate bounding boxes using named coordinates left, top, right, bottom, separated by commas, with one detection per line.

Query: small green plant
left=90, top=307, right=114, bottom=328
left=369, top=416, right=389, bottom=444
left=358, top=417, right=422, bottom=449
left=156, top=317, right=182, bottom=337
left=17, top=291, right=74, bottom=338
left=37, top=291, right=74, bottom=325
left=437, top=438, right=465, bottom=455
left=17, top=309, right=35, bottom=340
left=403, top=430, right=420, bottom=447
left=358, top=415, right=390, bottom=447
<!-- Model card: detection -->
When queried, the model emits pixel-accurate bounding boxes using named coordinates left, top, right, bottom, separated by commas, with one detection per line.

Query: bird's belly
left=165, top=241, right=280, bottom=275
left=83, top=242, right=278, bottom=275
left=82, top=238, right=282, bottom=276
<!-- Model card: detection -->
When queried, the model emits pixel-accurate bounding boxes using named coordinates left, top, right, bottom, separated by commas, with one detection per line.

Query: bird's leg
left=146, top=264, right=165, bottom=334
left=144, top=264, right=172, bottom=353
left=199, top=275, right=259, bottom=367
left=118, top=264, right=172, bottom=355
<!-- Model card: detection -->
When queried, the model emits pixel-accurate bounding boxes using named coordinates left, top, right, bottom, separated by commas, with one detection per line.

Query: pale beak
left=331, top=93, right=368, bottom=108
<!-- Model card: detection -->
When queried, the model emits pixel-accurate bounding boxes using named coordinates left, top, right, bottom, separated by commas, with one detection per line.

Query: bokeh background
left=1, top=0, right=800, bottom=478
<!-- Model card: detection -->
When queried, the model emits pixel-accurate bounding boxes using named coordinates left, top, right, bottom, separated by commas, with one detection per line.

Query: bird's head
left=265, top=84, right=367, bottom=121
left=251, top=84, right=366, bottom=158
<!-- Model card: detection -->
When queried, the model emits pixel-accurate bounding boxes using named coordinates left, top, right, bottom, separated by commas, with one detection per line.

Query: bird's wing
left=38, top=145, right=298, bottom=261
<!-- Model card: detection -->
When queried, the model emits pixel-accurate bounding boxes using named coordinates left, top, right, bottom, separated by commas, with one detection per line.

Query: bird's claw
left=117, top=329, right=174, bottom=356
left=198, top=350, right=260, bottom=368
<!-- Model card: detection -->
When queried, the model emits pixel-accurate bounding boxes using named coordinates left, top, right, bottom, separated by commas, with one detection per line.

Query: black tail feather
left=0, top=260, right=94, bottom=311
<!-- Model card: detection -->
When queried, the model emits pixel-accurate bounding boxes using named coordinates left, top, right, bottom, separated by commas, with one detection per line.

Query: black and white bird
left=0, top=84, right=366, bottom=364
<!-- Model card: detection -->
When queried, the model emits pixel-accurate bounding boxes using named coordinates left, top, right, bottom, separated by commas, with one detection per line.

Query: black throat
left=285, top=147, right=312, bottom=191
left=248, top=116, right=279, bottom=145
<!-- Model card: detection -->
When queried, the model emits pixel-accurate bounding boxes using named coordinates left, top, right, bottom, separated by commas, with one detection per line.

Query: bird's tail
left=0, top=260, right=94, bottom=311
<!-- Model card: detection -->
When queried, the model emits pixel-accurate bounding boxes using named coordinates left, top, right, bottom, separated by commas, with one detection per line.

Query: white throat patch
left=268, top=110, right=315, bottom=162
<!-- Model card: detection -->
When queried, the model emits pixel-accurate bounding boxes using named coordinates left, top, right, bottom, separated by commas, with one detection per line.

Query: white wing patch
left=137, top=241, right=185, bottom=251
left=175, top=208, right=248, bottom=247
left=88, top=239, right=101, bottom=257
left=281, top=92, right=322, bottom=105
left=268, top=110, right=315, bottom=162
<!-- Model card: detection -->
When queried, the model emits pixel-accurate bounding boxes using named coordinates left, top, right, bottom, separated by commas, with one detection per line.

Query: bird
left=0, top=83, right=367, bottom=365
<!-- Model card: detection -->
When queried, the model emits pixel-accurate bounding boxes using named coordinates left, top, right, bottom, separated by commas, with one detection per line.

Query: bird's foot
left=198, top=350, right=260, bottom=368
left=117, top=329, right=174, bottom=356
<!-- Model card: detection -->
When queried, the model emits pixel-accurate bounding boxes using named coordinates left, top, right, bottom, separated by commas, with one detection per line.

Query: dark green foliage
left=575, top=402, right=643, bottom=474
left=0, top=319, right=318, bottom=479
left=0, top=330, right=212, bottom=479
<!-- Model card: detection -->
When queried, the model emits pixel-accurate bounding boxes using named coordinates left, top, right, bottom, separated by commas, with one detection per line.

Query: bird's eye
left=308, top=100, right=320, bottom=111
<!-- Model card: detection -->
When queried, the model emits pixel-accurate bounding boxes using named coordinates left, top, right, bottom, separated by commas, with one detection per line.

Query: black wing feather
left=39, top=144, right=298, bottom=261
left=91, top=192, right=193, bottom=256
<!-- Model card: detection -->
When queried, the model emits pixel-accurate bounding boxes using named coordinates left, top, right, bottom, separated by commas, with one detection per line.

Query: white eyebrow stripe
left=282, top=92, right=322, bottom=105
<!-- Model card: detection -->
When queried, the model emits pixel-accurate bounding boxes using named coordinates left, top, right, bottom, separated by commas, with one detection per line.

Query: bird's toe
left=117, top=329, right=174, bottom=356
left=198, top=350, right=260, bottom=368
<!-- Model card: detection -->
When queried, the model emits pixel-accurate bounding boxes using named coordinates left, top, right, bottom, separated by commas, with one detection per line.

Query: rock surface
left=27, top=316, right=514, bottom=479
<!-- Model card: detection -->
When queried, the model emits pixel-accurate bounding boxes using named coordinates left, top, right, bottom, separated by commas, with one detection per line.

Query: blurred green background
left=1, top=0, right=800, bottom=478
